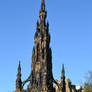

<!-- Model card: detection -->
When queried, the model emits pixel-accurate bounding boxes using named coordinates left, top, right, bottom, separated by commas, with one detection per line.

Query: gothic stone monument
left=15, top=0, right=54, bottom=92
left=14, top=0, right=84, bottom=92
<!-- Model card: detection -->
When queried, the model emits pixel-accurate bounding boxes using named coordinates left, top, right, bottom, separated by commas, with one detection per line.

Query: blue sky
left=0, top=0, right=92, bottom=92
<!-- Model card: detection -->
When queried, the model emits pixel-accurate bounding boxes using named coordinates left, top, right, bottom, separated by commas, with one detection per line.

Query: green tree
left=84, top=71, right=92, bottom=92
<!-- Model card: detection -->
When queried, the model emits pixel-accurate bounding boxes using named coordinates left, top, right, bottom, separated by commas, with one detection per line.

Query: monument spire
left=39, top=0, right=47, bottom=30
left=18, top=61, right=21, bottom=74
left=27, top=0, right=53, bottom=91
left=60, top=64, right=66, bottom=92
left=41, top=0, right=45, bottom=11
left=16, top=61, right=22, bottom=91
left=62, top=64, right=65, bottom=78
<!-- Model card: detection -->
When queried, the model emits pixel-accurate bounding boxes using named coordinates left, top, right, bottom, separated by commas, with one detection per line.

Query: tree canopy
left=84, top=71, right=92, bottom=92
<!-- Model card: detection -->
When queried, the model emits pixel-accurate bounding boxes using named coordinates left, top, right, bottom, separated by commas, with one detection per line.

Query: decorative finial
left=41, top=0, right=45, bottom=11
left=60, top=64, right=66, bottom=92
left=39, top=0, right=47, bottom=26
left=62, top=64, right=65, bottom=78
left=18, top=61, right=21, bottom=75
left=16, top=61, right=22, bottom=90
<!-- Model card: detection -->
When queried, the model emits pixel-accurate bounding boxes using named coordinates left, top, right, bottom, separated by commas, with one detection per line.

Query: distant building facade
left=13, top=0, right=84, bottom=92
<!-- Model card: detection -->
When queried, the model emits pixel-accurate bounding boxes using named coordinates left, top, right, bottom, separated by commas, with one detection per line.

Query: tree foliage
left=84, top=71, right=92, bottom=92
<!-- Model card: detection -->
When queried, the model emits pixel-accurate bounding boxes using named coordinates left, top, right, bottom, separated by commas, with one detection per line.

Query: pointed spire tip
left=62, top=64, right=65, bottom=77
left=41, top=0, right=45, bottom=11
